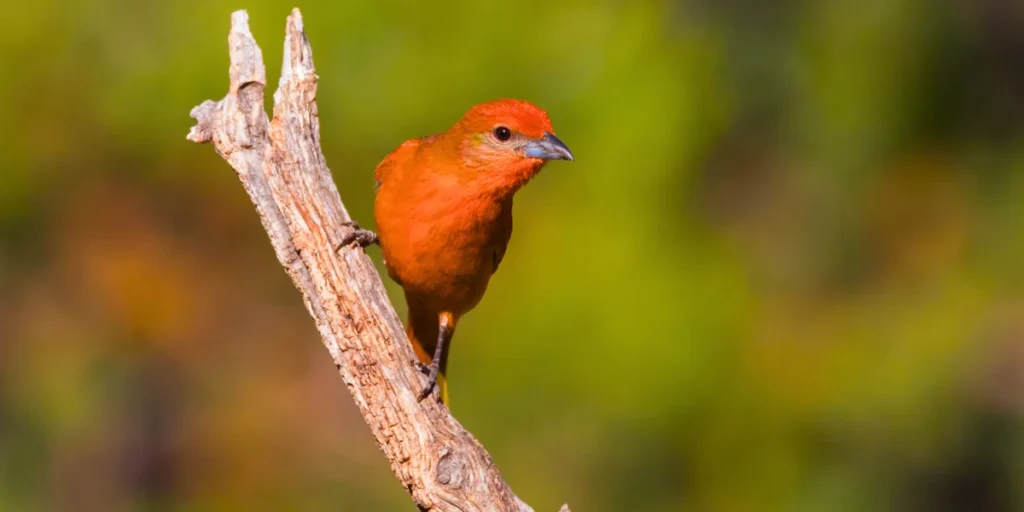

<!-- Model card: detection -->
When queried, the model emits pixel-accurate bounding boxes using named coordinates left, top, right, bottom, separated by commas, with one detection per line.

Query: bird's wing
left=492, top=245, right=507, bottom=275
left=491, top=205, right=514, bottom=275
left=374, top=138, right=421, bottom=191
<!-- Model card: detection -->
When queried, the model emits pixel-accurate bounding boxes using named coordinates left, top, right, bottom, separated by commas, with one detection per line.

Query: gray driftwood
left=186, top=8, right=569, bottom=512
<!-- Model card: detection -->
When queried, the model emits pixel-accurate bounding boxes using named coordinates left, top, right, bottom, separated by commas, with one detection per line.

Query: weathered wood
left=187, top=8, right=569, bottom=512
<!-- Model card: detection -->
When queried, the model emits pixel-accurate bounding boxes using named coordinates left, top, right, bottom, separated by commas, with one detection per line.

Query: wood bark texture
left=186, top=8, right=570, bottom=512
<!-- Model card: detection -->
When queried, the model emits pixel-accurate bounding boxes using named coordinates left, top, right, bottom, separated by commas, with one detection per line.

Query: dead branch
left=186, top=8, right=569, bottom=512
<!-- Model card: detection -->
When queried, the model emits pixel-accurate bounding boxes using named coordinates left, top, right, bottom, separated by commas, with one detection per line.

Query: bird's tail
left=407, top=304, right=450, bottom=405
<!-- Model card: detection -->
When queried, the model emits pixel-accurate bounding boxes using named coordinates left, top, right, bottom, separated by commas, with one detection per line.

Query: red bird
left=341, top=99, right=573, bottom=404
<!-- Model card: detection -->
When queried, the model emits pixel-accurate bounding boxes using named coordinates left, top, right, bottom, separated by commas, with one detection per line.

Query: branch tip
left=229, top=10, right=250, bottom=33
left=288, top=8, right=304, bottom=32
left=186, top=100, right=217, bottom=143
left=228, top=10, right=266, bottom=93
left=280, top=7, right=315, bottom=87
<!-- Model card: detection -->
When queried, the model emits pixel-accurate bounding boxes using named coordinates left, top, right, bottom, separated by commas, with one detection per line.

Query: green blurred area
left=2, top=0, right=1023, bottom=510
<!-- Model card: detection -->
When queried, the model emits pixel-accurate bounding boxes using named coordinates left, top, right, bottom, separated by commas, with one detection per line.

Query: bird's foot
left=414, top=361, right=431, bottom=375
left=336, top=221, right=378, bottom=251
left=417, top=361, right=441, bottom=402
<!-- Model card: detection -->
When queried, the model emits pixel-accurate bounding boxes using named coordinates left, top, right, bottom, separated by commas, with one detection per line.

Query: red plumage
left=357, top=99, right=573, bottom=404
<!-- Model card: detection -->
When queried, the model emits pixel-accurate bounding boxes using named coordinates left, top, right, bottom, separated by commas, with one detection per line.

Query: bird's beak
left=524, top=132, right=574, bottom=162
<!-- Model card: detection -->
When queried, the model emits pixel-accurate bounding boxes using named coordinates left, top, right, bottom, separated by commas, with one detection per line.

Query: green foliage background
left=2, top=1, right=1023, bottom=510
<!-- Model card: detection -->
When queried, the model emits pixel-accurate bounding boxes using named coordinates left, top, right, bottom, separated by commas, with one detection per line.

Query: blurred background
left=2, top=0, right=1023, bottom=510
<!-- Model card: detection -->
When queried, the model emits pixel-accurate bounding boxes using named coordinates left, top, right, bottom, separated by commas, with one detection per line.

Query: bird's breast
left=375, top=184, right=512, bottom=315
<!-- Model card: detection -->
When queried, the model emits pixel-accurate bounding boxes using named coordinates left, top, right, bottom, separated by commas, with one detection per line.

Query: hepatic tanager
left=341, top=99, right=573, bottom=404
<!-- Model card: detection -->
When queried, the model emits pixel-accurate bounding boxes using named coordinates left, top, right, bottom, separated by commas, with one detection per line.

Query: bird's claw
left=337, top=221, right=378, bottom=251
left=417, top=361, right=441, bottom=402
left=414, top=361, right=431, bottom=376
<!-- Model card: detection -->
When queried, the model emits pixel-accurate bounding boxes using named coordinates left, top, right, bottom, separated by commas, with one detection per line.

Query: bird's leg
left=414, top=361, right=431, bottom=375
left=336, top=221, right=378, bottom=250
left=418, top=313, right=453, bottom=402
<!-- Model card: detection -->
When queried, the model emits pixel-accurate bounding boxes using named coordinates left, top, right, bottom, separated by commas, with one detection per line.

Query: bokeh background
left=2, top=0, right=1024, bottom=510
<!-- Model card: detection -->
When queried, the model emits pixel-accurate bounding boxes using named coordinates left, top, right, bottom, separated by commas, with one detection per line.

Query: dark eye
left=493, top=126, right=512, bottom=142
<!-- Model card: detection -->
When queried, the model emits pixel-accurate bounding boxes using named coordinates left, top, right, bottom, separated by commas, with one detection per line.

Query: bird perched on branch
left=339, top=99, right=573, bottom=405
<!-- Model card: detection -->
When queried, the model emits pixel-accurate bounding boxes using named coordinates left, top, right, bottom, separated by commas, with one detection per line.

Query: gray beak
left=524, top=132, right=574, bottom=162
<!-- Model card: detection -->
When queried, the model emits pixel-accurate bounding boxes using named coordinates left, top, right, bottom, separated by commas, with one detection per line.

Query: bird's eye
left=493, top=126, right=512, bottom=142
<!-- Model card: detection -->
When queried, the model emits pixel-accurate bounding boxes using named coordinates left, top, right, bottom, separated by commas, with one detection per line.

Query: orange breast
left=375, top=172, right=513, bottom=316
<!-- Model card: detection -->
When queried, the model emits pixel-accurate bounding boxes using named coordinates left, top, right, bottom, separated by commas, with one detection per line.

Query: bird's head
left=446, top=99, right=573, bottom=194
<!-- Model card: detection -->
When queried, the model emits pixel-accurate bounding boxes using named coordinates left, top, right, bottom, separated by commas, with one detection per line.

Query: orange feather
left=371, top=99, right=573, bottom=404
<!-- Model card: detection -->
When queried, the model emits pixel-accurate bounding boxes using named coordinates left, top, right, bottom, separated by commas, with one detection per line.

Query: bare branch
left=187, top=9, right=569, bottom=512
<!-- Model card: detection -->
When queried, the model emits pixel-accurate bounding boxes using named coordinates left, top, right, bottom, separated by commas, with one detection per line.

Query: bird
left=338, top=99, right=573, bottom=405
